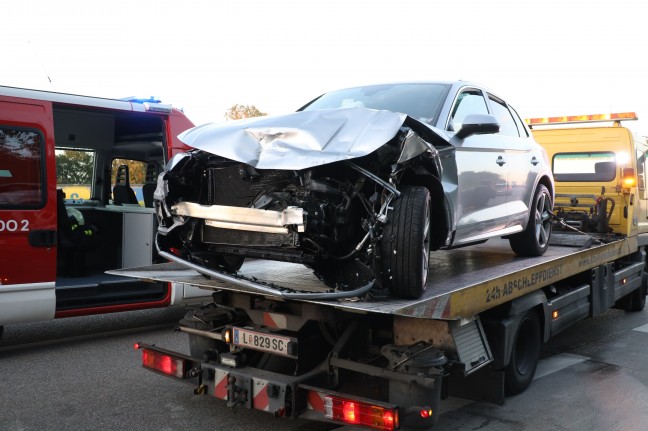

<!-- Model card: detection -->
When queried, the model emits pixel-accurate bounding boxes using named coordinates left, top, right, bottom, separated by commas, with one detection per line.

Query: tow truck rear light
left=323, top=395, right=398, bottom=431
left=140, top=347, right=187, bottom=379
left=526, top=112, right=638, bottom=125
left=622, top=168, right=636, bottom=187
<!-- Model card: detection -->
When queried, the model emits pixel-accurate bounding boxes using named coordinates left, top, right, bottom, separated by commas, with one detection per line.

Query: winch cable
left=549, top=211, right=612, bottom=249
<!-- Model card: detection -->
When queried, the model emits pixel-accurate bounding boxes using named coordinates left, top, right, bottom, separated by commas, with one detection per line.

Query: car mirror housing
left=456, top=114, right=500, bottom=139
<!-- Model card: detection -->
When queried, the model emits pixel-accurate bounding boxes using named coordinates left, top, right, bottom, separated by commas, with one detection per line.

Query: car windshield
left=301, top=83, right=451, bottom=125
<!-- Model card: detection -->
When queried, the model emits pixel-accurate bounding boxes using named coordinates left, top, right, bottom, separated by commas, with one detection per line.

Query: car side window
left=509, top=105, right=530, bottom=137
left=488, top=96, right=520, bottom=137
left=449, top=90, right=489, bottom=132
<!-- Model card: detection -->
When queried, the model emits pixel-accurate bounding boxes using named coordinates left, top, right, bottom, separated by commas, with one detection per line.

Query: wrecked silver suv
left=155, top=82, right=554, bottom=299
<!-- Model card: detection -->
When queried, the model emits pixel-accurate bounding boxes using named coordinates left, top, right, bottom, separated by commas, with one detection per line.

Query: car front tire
left=381, top=185, right=431, bottom=299
left=509, top=184, right=552, bottom=257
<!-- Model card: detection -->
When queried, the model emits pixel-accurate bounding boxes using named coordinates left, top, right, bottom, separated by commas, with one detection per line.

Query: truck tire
left=181, top=310, right=228, bottom=358
left=505, top=309, right=541, bottom=395
left=188, top=333, right=227, bottom=359
left=381, top=185, right=431, bottom=299
left=624, top=270, right=647, bottom=312
left=509, top=184, right=552, bottom=257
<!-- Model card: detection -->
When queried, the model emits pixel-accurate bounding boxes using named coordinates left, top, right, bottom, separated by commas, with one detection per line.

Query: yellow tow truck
left=115, top=112, right=648, bottom=431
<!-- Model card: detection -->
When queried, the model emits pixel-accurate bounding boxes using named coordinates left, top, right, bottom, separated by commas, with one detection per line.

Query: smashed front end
left=154, top=107, right=445, bottom=298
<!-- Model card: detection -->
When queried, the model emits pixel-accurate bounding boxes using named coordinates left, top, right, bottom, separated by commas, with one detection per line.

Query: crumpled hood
left=178, top=107, right=449, bottom=170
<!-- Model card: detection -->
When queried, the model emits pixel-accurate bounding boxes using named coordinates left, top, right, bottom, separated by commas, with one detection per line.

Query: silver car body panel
left=178, top=107, right=448, bottom=170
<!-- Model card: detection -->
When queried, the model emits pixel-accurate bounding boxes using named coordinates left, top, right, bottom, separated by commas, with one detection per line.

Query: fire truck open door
left=0, top=96, right=57, bottom=324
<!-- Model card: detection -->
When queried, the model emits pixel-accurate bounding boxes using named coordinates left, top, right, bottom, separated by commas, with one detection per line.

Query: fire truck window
left=111, top=159, right=148, bottom=206
left=0, top=127, right=44, bottom=207
left=55, top=149, right=96, bottom=202
left=488, top=96, right=520, bottom=137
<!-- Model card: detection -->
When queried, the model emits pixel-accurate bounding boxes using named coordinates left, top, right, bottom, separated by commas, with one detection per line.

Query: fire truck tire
left=505, top=309, right=541, bottom=395
left=381, top=185, right=431, bottom=299
left=509, top=184, right=552, bottom=257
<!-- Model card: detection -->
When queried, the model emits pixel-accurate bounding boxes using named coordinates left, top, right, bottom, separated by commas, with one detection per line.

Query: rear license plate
left=232, top=327, right=295, bottom=357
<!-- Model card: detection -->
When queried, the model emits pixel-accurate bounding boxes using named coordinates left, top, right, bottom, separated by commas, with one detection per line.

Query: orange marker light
left=526, top=112, right=638, bottom=125
left=622, top=168, right=636, bottom=187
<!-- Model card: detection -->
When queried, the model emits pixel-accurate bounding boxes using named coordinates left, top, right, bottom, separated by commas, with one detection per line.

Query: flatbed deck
left=112, top=235, right=638, bottom=320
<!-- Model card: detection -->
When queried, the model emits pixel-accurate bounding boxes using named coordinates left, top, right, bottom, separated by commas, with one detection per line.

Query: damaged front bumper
left=171, top=201, right=306, bottom=234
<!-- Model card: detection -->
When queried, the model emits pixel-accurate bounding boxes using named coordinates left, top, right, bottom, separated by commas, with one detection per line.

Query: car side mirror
left=455, top=114, right=500, bottom=139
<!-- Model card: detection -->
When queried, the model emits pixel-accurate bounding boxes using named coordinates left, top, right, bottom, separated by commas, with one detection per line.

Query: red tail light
left=323, top=395, right=398, bottom=431
left=141, top=348, right=187, bottom=378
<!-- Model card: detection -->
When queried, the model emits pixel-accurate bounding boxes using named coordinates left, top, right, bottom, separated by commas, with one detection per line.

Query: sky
left=2, top=0, right=647, bottom=138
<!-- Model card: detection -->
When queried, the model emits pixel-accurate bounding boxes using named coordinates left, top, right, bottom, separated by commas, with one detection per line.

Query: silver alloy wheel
left=535, top=191, right=552, bottom=248
left=422, top=204, right=430, bottom=286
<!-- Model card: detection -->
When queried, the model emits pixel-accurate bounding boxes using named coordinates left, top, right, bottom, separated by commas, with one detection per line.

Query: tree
left=111, top=159, right=146, bottom=185
left=56, top=150, right=94, bottom=184
left=224, top=104, right=267, bottom=121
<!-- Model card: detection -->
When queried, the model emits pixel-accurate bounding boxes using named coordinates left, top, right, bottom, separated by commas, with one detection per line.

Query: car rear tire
left=505, top=309, right=541, bottom=395
left=509, top=184, right=552, bottom=257
left=381, top=185, right=431, bottom=299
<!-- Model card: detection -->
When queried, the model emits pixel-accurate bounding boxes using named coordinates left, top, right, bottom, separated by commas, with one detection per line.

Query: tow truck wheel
left=381, top=185, right=431, bottom=299
left=509, top=184, right=552, bottom=257
left=181, top=310, right=228, bottom=359
left=625, top=270, right=647, bottom=312
left=505, top=309, right=541, bottom=395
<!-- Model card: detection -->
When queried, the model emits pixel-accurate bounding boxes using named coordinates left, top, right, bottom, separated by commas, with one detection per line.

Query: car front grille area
left=205, top=165, right=298, bottom=207
left=202, top=224, right=299, bottom=248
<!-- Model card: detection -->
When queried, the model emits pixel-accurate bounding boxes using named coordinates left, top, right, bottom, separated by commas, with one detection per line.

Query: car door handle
left=496, top=156, right=506, bottom=166
left=531, top=156, right=539, bottom=166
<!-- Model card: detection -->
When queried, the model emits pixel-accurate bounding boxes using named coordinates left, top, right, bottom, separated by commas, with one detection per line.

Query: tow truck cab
left=0, top=86, right=210, bottom=327
left=528, top=112, right=648, bottom=240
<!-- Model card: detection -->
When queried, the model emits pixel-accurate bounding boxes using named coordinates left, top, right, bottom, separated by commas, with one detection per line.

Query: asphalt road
left=1, top=305, right=648, bottom=431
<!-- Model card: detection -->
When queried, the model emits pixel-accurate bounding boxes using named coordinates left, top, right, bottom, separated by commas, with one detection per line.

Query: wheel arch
left=399, top=168, right=449, bottom=251
left=537, top=174, right=555, bottom=205
left=481, top=290, right=549, bottom=370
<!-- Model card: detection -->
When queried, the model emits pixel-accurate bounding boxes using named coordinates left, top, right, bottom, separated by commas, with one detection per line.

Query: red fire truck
left=0, top=86, right=211, bottom=335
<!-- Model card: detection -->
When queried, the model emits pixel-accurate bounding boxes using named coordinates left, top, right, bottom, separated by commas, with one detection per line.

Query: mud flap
left=446, top=367, right=506, bottom=405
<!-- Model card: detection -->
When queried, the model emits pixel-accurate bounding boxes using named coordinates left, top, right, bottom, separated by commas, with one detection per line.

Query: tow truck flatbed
left=111, top=235, right=640, bottom=321
left=121, top=112, right=648, bottom=431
